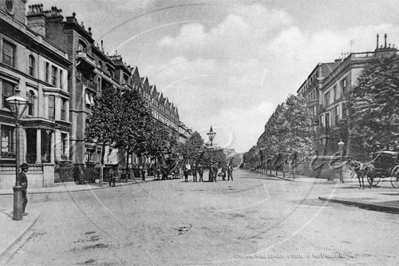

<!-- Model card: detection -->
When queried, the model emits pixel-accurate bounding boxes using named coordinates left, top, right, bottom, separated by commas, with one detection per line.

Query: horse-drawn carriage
left=367, top=151, right=399, bottom=188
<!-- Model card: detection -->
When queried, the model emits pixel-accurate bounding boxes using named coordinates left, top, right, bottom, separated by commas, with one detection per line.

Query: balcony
left=76, top=51, right=96, bottom=71
left=80, top=77, right=97, bottom=90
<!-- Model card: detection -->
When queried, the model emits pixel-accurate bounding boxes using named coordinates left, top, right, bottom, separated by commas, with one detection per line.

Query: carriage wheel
left=390, top=165, right=399, bottom=188
left=367, top=175, right=381, bottom=187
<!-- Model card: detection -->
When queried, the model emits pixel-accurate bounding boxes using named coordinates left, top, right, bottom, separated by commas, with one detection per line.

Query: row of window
left=319, top=104, right=341, bottom=129
left=2, top=39, right=64, bottom=88
left=1, top=126, right=69, bottom=160
left=323, top=77, right=347, bottom=107
left=2, top=79, right=67, bottom=120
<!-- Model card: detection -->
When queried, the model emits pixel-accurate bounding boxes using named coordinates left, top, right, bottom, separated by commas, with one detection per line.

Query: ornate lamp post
left=207, top=126, right=217, bottom=181
left=6, top=95, right=29, bottom=221
left=206, top=126, right=216, bottom=147
left=338, top=139, right=345, bottom=183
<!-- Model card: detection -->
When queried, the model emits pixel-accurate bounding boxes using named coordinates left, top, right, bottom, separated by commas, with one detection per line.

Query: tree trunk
left=99, top=142, right=106, bottom=186
left=125, top=149, right=129, bottom=183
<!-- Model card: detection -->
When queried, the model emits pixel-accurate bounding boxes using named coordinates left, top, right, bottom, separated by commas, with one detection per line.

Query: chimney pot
left=384, top=33, right=387, bottom=48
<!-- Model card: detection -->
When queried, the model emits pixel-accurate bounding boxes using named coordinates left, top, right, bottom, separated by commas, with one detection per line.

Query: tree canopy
left=256, top=94, right=314, bottom=161
left=349, top=53, right=399, bottom=158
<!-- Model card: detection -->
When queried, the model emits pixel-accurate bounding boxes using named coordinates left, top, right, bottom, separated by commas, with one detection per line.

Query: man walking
left=20, top=163, right=29, bottom=216
left=228, top=165, right=233, bottom=181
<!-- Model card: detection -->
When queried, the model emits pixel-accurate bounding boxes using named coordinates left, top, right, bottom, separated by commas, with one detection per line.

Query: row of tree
left=245, top=94, right=314, bottom=168
left=85, top=86, right=177, bottom=183
left=85, top=86, right=231, bottom=183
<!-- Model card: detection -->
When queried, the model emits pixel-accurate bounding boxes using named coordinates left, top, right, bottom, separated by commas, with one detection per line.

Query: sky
left=30, top=0, right=399, bottom=153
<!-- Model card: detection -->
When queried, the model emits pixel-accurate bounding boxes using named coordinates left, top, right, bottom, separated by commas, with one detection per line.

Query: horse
left=347, top=159, right=375, bottom=189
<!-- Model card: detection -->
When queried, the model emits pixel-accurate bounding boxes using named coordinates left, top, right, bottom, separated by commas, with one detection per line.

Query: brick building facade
left=0, top=1, right=188, bottom=187
left=1, top=0, right=71, bottom=188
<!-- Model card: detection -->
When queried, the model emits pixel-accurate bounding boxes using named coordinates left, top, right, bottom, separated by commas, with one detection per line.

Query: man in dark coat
left=198, top=165, right=204, bottom=182
left=20, top=163, right=29, bottom=215
left=227, top=165, right=234, bottom=181
left=191, top=165, right=197, bottom=182
left=183, top=166, right=189, bottom=182
left=221, top=165, right=227, bottom=181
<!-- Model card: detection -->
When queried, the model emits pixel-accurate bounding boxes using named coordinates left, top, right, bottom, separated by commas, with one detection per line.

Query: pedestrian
left=156, top=166, right=161, bottom=179
left=109, top=167, right=116, bottom=187
left=213, top=164, right=218, bottom=182
left=20, top=163, right=29, bottom=216
left=198, top=165, right=204, bottom=182
left=183, top=166, right=189, bottom=182
left=192, top=165, right=197, bottom=182
left=140, top=164, right=146, bottom=181
left=221, top=165, right=227, bottom=181
left=208, top=165, right=214, bottom=182
left=228, top=165, right=233, bottom=181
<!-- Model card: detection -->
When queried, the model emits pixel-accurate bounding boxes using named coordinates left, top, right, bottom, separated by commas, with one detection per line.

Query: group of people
left=182, top=164, right=234, bottom=182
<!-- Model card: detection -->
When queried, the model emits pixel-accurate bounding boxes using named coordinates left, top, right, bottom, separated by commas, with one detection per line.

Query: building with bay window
left=1, top=0, right=71, bottom=188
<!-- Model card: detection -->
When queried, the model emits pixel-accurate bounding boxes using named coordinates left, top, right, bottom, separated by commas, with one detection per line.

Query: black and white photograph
left=0, top=0, right=399, bottom=265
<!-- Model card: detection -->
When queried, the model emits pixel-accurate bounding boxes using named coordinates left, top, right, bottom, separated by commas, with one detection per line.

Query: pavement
left=0, top=177, right=152, bottom=264
left=0, top=171, right=398, bottom=264
left=255, top=169, right=399, bottom=214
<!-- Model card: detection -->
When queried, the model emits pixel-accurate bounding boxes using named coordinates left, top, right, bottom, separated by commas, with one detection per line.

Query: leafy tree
left=85, top=86, right=154, bottom=183
left=178, top=131, right=204, bottom=164
left=116, top=89, right=154, bottom=180
left=349, top=53, right=399, bottom=158
left=145, top=120, right=176, bottom=169
left=257, top=95, right=314, bottom=161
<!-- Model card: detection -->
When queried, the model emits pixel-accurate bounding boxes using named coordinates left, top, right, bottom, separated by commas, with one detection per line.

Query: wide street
left=2, top=169, right=399, bottom=266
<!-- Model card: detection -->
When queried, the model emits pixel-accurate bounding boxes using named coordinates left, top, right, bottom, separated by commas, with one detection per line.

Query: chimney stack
left=376, top=34, right=379, bottom=49
left=384, top=33, right=387, bottom=48
left=27, top=4, right=46, bottom=36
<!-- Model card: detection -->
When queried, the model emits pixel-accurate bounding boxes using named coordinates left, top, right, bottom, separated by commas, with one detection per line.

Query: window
left=325, top=113, right=330, bottom=129
left=85, top=149, right=94, bottom=162
left=41, top=130, right=51, bottom=162
left=97, top=77, right=101, bottom=91
left=333, top=85, right=337, bottom=101
left=2, top=40, right=15, bottom=67
left=45, top=62, right=50, bottom=83
left=78, top=41, right=86, bottom=52
left=61, top=133, right=67, bottom=157
left=5, top=0, right=14, bottom=14
left=85, top=91, right=94, bottom=108
left=1, top=125, right=15, bottom=156
left=2, top=80, right=14, bottom=109
left=324, top=91, right=330, bottom=107
left=28, top=55, right=35, bottom=76
left=59, top=70, right=63, bottom=89
left=27, top=90, right=35, bottom=116
left=341, top=78, right=347, bottom=95
left=335, top=105, right=339, bottom=125
left=61, top=99, right=66, bottom=120
left=51, top=66, right=57, bottom=86
left=76, top=71, right=82, bottom=81
left=48, top=95, right=55, bottom=120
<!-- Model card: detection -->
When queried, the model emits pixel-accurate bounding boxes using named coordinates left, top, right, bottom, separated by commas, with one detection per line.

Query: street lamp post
left=207, top=126, right=216, bottom=182
left=338, top=139, right=345, bottom=183
left=206, top=126, right=216, bottom=147
left=6, top=95, right=29, bottom=221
